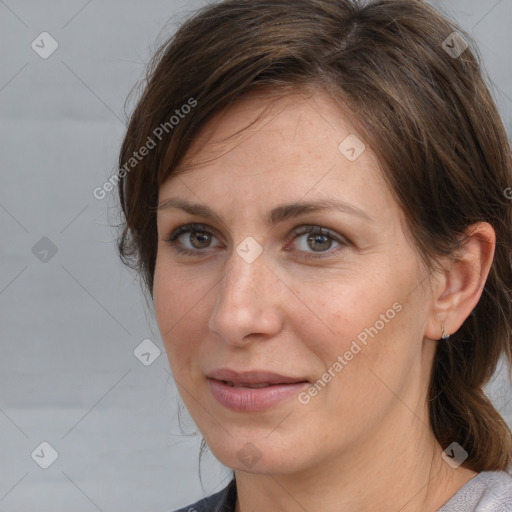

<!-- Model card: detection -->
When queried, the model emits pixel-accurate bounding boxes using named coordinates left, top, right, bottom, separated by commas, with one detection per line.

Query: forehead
left=157, top=90, right=398, bottom=224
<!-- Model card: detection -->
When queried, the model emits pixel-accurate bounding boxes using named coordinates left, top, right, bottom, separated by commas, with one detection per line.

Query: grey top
left=172, top=471, right=512, bottom=511
left=437, top=471, right=512, bottom=511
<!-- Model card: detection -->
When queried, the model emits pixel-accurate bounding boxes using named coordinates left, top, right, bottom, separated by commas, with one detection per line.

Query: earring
left=441, top=326, right=450, bottom=340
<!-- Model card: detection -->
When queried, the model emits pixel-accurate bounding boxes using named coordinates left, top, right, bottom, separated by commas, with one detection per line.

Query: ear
left=424, top=222, right=496, bottom=341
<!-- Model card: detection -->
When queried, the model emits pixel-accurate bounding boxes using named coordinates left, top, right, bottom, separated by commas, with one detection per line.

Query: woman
left=116, top=0, right=512, bottom=510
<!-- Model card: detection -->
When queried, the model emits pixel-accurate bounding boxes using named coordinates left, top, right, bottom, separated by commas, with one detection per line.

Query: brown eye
left=306, top=232, right=333, bottom=252
left=188, top=230, right=212, bottom=249
left=163, top=223, right=221, bottom=255
left=289, top=226, right=348, bottom=260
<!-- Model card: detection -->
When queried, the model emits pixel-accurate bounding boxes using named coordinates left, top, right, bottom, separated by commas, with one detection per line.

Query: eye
left=287, top=225, right=348, bottom=260
left=162, top=223, right=349, bottom=259
left=162, top=223, right=221, bottom=256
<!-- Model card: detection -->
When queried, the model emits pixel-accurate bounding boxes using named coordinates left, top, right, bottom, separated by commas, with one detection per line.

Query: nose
left=208, top=244, right=284, bottom=347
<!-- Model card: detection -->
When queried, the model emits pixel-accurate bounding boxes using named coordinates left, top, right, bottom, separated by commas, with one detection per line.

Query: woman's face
left=153, top=90, right=439, bottom=474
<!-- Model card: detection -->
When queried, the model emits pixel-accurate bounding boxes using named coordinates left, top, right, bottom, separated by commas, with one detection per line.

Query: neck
left=234, top=399, right=477, bottom=512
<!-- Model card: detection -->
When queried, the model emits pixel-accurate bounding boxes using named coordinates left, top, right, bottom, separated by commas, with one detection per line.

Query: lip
left=206, top=368, right=309, bottom=412
left=207, top=368, right=308, bottom=386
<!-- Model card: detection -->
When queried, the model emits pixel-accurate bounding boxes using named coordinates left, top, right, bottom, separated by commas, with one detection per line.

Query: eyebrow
left=157, top=197, right=374, bottom=225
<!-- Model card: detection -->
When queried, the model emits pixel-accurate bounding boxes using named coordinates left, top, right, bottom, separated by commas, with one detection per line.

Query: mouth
left=207, top=368, right=309, bottom=387
left=221, top=381, right=282, bottom=388
left=206, top=368, right=309, bottom=412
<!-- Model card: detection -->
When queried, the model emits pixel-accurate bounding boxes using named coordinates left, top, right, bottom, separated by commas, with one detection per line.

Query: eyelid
left=162, top=222, right=349, bottom=259
left=163, top=222, right=221, bottom=242
left=290, top=225, right=347, bottom=244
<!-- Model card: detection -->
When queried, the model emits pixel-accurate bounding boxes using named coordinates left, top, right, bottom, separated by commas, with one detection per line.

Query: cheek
left=294, top=267, right=403, bottom=353
left=301, top=261, right=421, bottom=387
left=153, top=253, right=209, bottom=329
left=152, top=264, right=175, bottom=336
left=152, top=260, right=205, bottom=371
left=319, top=278, right=427, bottom=414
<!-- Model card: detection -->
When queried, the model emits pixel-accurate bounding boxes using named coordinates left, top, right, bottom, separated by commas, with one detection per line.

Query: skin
left=153, top=88, right=495, bottom=512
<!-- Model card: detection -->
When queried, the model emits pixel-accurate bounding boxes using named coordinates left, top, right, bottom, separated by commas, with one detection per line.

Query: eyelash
left=162, top=222, right=349, bottom=260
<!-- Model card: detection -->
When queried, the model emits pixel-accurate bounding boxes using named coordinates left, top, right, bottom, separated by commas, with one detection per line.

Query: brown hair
left=116, top=0, right=512, bottom=472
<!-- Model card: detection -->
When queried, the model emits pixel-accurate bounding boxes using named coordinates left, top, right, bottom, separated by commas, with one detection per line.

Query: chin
left=199, top=424, right=319, bottom=476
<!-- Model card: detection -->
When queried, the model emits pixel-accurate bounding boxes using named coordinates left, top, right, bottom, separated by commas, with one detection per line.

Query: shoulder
left=437, top=471, right=512, bottom=512
left=171, top=479, right=237, bottom=512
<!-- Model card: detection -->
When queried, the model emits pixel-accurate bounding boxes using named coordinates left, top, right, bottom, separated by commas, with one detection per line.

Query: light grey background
left=1, top=1, right=511, bottom=511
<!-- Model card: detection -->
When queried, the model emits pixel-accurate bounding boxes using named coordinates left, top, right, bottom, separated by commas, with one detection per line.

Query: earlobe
left=424, top=222, right=496, bottom=342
